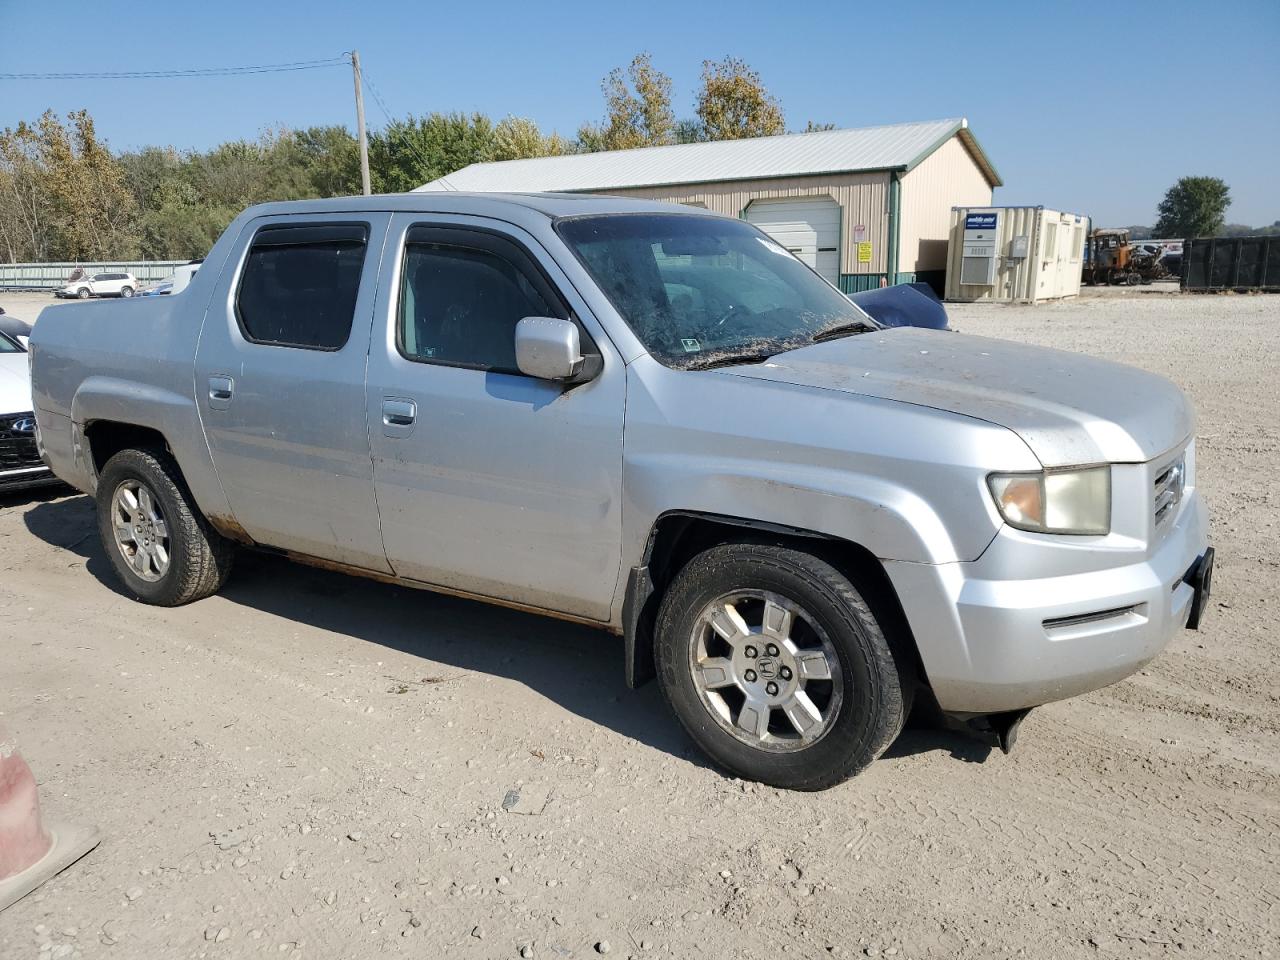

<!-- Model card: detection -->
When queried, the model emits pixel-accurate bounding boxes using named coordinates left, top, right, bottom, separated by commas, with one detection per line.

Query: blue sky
left=2, top=0, right=1277, bottom=226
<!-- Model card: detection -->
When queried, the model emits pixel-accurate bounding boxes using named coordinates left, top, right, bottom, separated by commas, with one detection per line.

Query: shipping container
left=944, top=206, right=1087, bottom=303
left=1182, top=237, right=1280, bottom=292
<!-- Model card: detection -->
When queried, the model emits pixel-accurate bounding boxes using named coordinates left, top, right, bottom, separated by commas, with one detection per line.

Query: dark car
left=848, top=282, right=949, bottom=330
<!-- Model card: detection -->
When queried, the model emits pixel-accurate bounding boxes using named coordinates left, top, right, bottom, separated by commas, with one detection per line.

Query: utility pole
left=350, top=50, right=371, bottom=195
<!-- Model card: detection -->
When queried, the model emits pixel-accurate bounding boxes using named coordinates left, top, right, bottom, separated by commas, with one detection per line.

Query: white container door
left=747, top=197, right=841, bottom=284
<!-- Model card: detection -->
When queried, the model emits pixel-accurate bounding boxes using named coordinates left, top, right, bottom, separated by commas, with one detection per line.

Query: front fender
left=622, top=453, right=966, bottom=565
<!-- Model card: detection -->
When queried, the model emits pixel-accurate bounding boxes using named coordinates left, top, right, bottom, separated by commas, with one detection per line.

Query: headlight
left=988, top=466, right=1111, bottom=535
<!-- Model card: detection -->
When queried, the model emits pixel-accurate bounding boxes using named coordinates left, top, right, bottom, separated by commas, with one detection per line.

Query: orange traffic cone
left=0, top=724, right=99, bottom=912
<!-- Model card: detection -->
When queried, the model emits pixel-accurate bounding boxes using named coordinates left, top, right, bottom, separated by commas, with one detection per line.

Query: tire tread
left=96, top=447, right=234, bottom=606
left=654, top=541, right=908, bottom=790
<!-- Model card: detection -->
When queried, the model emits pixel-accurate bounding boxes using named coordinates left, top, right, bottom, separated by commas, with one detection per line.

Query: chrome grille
left=0, top=411, right=42, bottom=472
left=1153, top=455, right=1185, bottom=526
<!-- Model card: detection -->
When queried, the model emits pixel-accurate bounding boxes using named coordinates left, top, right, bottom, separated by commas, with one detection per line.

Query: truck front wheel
left=96, top=448, right=234, bottom=605
left=655, top=542, right=909, bottom=790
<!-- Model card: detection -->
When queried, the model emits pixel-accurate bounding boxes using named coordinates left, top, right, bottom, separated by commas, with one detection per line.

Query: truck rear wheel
left=96, top=448, right=234, bottom=606
left=654, top=542, right=909, bottom=790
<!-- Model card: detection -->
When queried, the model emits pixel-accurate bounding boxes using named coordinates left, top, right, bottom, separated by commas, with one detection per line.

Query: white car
left=56, top=271, right=139, bottom=299
left=0, top=331, right=55, bottom=492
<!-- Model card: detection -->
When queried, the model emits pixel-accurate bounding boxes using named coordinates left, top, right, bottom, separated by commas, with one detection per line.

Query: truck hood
left=721, top=327, right=1192, bottom=466
left=0, top=352, right=34, bottom=414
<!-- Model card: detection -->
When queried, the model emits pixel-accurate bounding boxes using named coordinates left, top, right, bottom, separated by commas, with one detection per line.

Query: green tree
left=801, top=120, right=837, bottom=133
left=369, top=112, right=495, bottom=192
left=575, top=121, right=608, bottom=153
left=1153, top=176, right=1231, bottom=238
left=695, top=57, right=785, bottom=141
left=291, top=125, right=362, bottom=197
left=674, top=118, right=705, bottom=144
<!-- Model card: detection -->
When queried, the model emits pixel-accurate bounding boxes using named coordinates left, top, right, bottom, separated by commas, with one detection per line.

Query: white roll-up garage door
left=746, top=197, right=841, bottom=284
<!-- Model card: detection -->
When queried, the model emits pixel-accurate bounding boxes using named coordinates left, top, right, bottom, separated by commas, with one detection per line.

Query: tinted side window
left=236, top=223, right=368, bottom=350
left=399, top=236, right=558, bottom=373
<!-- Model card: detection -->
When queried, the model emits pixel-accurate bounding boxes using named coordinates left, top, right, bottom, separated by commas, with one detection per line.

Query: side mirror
left=515, top=316, right=599, bottom=383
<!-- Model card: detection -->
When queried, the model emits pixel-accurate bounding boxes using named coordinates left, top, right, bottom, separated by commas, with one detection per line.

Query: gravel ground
left=1, top=288, right=1277, bottom=959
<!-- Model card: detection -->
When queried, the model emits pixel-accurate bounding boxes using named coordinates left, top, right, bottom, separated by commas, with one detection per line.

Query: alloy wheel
left=689, top=590, right=843, bottom=752
left=110, top=479, right=170, bottom=582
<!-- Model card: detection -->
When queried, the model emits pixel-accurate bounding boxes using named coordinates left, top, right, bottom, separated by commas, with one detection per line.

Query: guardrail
left=0, top=261, right=188, bottom=291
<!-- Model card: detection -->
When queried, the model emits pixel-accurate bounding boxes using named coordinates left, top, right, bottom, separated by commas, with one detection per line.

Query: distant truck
left=29, top=194, right=1213, bottom=789
left=1082, top=228, right=1175, bottom=286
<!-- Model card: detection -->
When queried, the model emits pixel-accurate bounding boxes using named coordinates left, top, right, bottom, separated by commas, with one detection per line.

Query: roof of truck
left=242, top=191, right=714, bottom=221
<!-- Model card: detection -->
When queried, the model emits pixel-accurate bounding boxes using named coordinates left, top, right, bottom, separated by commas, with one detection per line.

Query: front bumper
left=885, top=490, right=1211, bottom=714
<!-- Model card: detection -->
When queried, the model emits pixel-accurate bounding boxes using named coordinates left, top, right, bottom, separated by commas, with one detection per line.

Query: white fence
left=0, top=261, right=188, bottom=291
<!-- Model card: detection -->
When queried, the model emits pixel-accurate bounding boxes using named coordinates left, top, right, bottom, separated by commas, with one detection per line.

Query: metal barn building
left=416, top=118, right=1001, bottom=294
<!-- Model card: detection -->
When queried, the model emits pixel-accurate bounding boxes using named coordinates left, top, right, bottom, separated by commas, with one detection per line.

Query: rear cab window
left=235, top=222, right=369, bottom=350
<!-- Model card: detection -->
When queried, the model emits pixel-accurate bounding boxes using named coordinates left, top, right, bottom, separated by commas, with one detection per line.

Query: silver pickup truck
left=29, top=194, right=1213, bottom=790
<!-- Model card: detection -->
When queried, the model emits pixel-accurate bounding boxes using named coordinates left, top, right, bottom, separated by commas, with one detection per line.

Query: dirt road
left=2, top=290, right=1277, bottom=959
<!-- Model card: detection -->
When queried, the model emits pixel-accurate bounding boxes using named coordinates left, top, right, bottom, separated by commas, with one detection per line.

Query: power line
left=358, top=65, right=436, bottom=179
left=0, top=57, right=349, bottom=81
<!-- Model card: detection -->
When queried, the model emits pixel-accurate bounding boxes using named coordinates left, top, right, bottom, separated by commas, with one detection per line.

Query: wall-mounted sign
left=964, top=212, right=998, bottom=231
left=856, top=242, right=873, bottom=263
left=853, top=224, right=867, bottom=242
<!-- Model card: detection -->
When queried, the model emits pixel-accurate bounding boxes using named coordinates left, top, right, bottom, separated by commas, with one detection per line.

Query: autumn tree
left=36, top=110, right=138, bottom=260
left=0, top=121, right=53, bottom=261
left=580, top=53, right=676, bottom=151
left=492, top=116, right=571, bottom=162
left=695, top=57, right=785, bottom=141
left=1153, top=176, right=1231, bottom=238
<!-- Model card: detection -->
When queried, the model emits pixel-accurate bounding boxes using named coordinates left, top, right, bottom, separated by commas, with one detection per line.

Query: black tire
left=655, top=542, right=909, bottom=791
left=76, top=287, right=90, bottom=299
left=119, top=286, right=134, bottom=298
left=96, top=447, right=235, bottom=606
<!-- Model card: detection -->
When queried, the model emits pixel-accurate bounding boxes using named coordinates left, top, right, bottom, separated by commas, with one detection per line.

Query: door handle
left=208, top=375, right=234, bottom=409
left=382, top=398, right=417, bottom=427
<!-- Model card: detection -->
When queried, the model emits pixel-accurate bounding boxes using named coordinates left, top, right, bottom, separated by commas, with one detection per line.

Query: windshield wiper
left=684, top=350, right=776, bottom=371
left=810, top=320, right=876, bottom=343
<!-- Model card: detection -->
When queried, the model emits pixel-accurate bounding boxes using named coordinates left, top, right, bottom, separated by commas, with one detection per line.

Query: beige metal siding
left=945, top=206, right=1086, bottom=303
left=603, top=171, right=892, bottom=275
left=899, top=135, right=993, bottom=273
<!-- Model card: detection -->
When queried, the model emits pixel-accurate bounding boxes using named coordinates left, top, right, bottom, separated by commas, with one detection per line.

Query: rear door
left=363, top=213, right=626, bottom=620
left=194, top=213, right=392, bottom=572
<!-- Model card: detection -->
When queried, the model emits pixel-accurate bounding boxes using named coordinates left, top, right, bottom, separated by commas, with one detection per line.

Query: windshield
left=0, top=332, right=23, bottom=353
left=556, top=213, right=876, bottom=368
